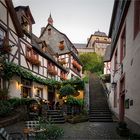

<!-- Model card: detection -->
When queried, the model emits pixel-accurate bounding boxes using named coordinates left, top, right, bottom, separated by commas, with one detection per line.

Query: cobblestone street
left=5, top=121, right=127, bottom=140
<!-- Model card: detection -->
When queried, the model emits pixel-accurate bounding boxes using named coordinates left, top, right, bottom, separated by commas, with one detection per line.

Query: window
left=33, top=50, right=38, bottom=60
left=134, top=0, right=140, bottom=39
left=26, top=46, right=32, bottom=57
left=0, top=28, right=6, bottom=47
left=21, top=16, right=30, bottom=33
left=48, top=28, right=51, bottom=35
left=120, top=26, right=126, bottom=62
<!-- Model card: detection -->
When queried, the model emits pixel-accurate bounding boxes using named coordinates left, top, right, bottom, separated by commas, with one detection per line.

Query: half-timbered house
left=0, top=0, right=68, bottom=103
left=40, top=15, right=82, bottom=79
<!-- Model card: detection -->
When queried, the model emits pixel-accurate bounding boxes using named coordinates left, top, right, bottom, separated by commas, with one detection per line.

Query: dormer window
left=48, top=28, right=51, bottom=35
left=21, top=16, right=30, bottom=33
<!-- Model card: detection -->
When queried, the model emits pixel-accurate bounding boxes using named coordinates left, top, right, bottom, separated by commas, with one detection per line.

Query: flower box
left=59, top=59, right=66, bottom=65
left=0, top=45, right=11, bottom=54
left=59, top=44, right=64, bottom=50
left=60, top=74, right=67, bottom=80
left=48, top=67, right=57, bottom=75
left=26, top=55, right=41, bottom=66
left=72, top=60, right=81, bottom=71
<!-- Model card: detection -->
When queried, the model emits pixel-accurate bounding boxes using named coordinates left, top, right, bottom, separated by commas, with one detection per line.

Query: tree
left=79, top=52, right=104, bottom=74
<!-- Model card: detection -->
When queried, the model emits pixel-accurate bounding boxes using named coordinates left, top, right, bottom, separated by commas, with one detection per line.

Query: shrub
left=67, top=114, right=88, bottom=124
left=36, top=117, right=64, bottom=140
left=67, top=96, right=84, bottom=107
left=0, top=100, right=12, bottom=117
left=59, top=84, right=75, bottom=97
left=0, top=88, right=9, bottom=100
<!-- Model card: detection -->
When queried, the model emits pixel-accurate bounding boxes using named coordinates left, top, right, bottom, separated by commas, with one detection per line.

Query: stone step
left=89, top=109, right=111, bottom=112
left=47, top=114, right=64, bottom=118
left=89, top=113, right=112, bottom=117
left=89, top=118, right=113, bottom=122
left=89, top=114, right=112, bottom=118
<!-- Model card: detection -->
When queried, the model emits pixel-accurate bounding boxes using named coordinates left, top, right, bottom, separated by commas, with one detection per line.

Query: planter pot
left=116, top=127, right=130, bottom=137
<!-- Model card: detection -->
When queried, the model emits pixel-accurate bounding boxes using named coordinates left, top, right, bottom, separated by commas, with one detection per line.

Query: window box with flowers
left=72, top=60, right=81, bottom=71
left=60, top=74, right=67, bottom=80
left=72, top=60, right=77, bottom=67
left=0, top=37, right=11, bottom=54
left=59, top=59, right=66, bottom=65
left=26, top=55, right=41, bottom=66
left=48, top=67, right=57, bottom=76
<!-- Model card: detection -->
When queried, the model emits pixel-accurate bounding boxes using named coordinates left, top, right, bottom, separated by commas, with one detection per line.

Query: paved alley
left=5, top=121, right=127, bottom=140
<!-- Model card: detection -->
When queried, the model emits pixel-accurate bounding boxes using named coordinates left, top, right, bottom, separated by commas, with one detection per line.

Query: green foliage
left=82, top=76, right=89, bottom=83
left=79, top=52, right=104, bottom=74
left=100, top=74, right=111, bottom=83
left=62, top=78, right=84, bottom=90
left=0, top=88, right=9, bottom=100
left=36, top=117, right=64, bottom=140
left=8, top=97, right=32, bottom=107
left=3, top=62, right=60, bottom=87
left=67, top=96, right=84, bottom=107
left=59, top=84, right=75, bottom=97
left=0, top=100, right=12, bottom=117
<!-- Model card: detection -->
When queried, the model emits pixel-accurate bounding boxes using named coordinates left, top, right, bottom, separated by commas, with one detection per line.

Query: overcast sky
left=13, top=0, right=114, bottom=44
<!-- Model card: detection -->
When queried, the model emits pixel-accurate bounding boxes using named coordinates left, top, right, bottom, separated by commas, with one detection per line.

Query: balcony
left=48, top=67, right=57, bottom=76
left=26, top=55, right=41, bottom=66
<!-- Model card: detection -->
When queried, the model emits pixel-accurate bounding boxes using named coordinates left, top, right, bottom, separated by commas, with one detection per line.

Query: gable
left=40, top=24, right=70, bottom=55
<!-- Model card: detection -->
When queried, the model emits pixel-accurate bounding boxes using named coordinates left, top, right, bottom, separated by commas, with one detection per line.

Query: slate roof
left=31, top=34, right=67, bottom=72
left=74, top=43, right=86, bottom=49
left=103, top=45, right=111, bottom=62
left=40, top=24, right=82, bottom=65
left=15, top=6, right=35, bottom=24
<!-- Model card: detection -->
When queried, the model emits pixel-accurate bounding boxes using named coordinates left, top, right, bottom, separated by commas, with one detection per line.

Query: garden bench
left=0, top=127, right=24, bottom=140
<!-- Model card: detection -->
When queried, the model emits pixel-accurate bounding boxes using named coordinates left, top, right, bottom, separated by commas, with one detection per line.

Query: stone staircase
left=46, top=110, right=65, bottom=124
left=89, top=74, right=113, bottom=122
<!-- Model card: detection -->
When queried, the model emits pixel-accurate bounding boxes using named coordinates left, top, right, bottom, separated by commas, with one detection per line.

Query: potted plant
left=116, top=121, right=130, bottom=137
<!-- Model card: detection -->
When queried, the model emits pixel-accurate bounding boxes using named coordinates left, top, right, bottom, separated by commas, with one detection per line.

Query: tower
left=48, top=14, right=53, bottom=25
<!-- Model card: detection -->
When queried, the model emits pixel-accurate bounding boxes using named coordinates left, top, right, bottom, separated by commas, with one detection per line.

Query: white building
left=108, top=0, right=140, bottom=134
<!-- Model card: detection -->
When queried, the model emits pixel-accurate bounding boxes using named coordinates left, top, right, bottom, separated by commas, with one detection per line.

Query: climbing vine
left=3, top=62, right=60, bottom=87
